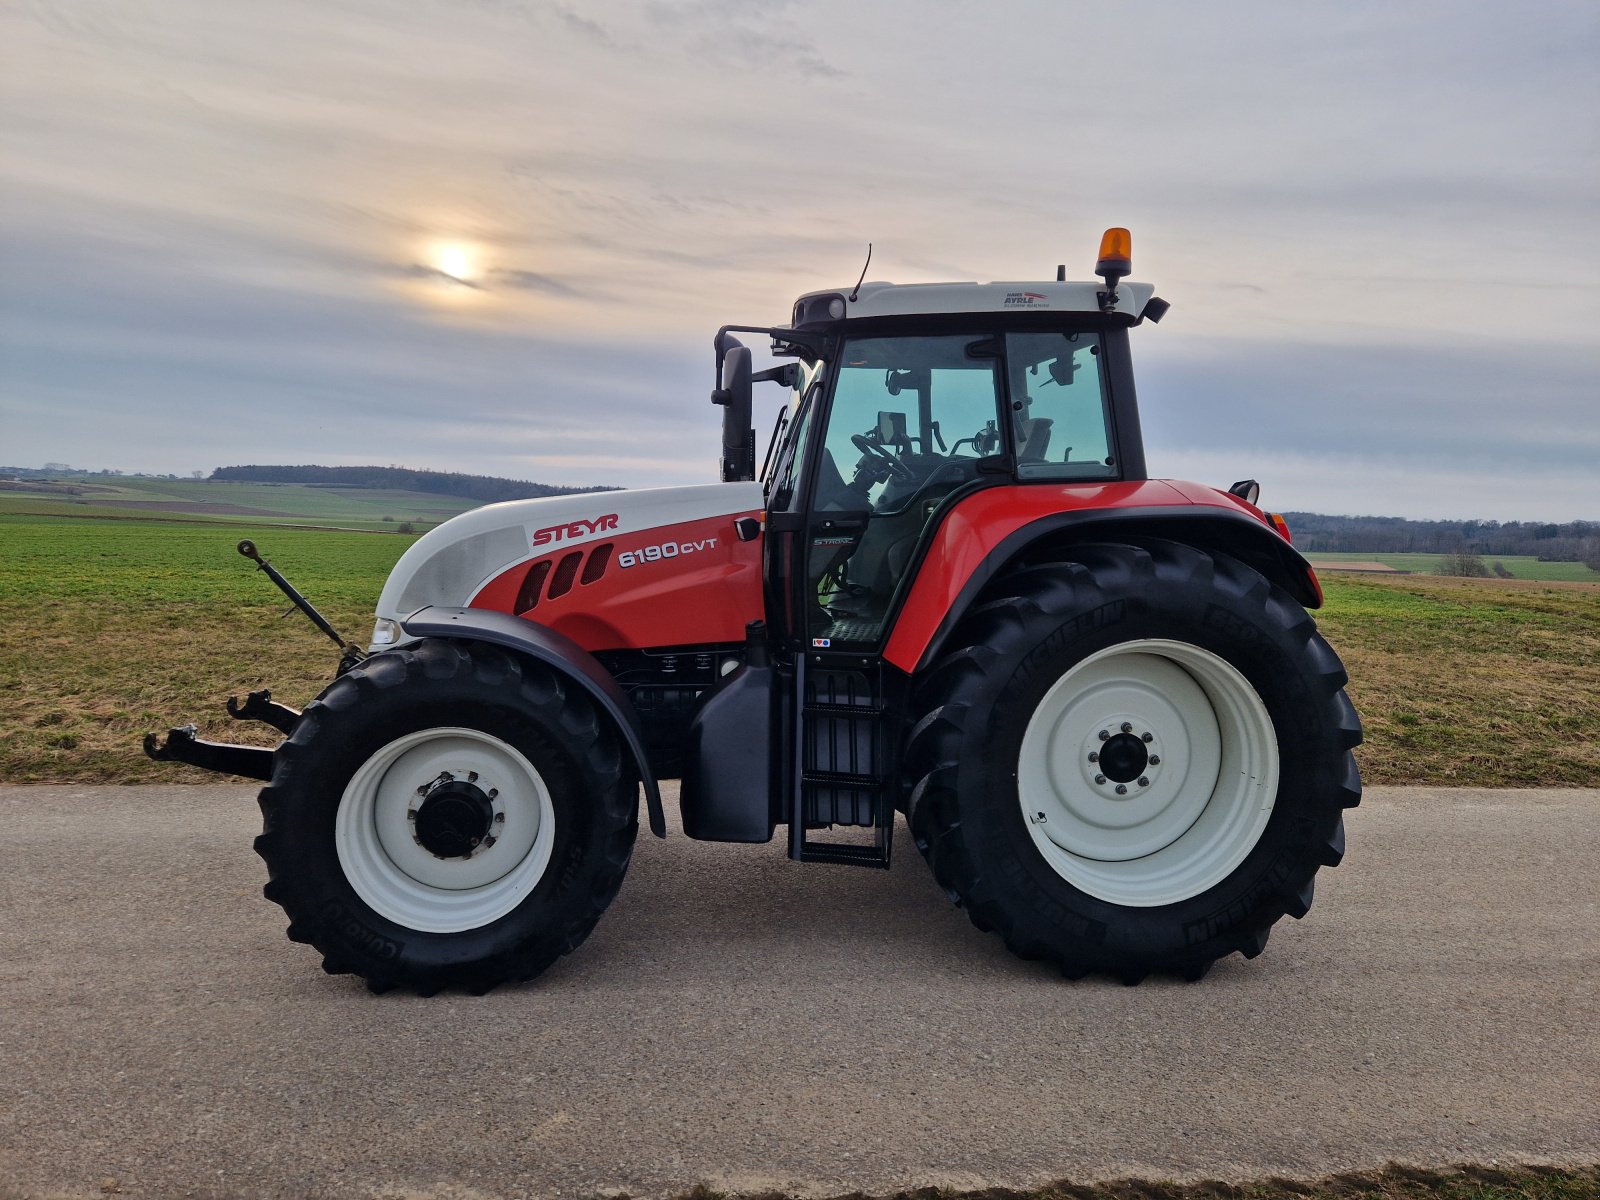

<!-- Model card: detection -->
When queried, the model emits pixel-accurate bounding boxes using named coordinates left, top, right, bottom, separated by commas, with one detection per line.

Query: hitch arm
left=236, top=539, right=365, bottom=661
left=143, top=725, right=274, bottom=781
left=227, top=689, right=301, bottom=735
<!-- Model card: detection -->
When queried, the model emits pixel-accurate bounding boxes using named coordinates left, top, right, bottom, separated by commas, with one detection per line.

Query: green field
left=1, top=517, right=415, bottom=783
left=1311, top=550, right=1600, bottom=582
left=0, top=476, right=478, bottom=530
left=1316, top=572, right=1599, bottom=785
left=3, top=512, right=1597, bottom=787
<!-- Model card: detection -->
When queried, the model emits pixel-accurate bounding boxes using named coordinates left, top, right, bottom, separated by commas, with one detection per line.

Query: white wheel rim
left=1017, top=639, right=1278, bottom=907
left=335, top=727, right=556, bottom=934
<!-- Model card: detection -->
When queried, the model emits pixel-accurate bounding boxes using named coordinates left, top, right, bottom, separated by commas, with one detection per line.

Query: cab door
left=789, top=333, right=1007, bottom=651
left=771, top=334, right=1007, bottom=864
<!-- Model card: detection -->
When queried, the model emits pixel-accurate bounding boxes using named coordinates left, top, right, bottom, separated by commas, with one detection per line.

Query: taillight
left=1268, top=512, right=1293, bottom=543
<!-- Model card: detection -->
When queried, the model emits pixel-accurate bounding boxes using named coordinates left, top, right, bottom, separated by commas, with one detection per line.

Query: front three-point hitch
left=143, top=541, right=360, bottom=780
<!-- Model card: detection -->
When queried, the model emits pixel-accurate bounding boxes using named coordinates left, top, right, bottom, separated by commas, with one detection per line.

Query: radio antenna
left=848, top=243, right=872, bottom=303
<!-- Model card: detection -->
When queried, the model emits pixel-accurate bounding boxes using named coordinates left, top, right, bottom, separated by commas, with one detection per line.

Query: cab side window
left=1004, top=332, right=1116, bottom=479
left=770, top=377, right=822, bottom=512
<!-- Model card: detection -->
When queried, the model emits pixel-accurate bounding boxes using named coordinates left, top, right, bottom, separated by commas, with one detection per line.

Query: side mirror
left=714, top=345, right=755, bottom=482
left=1228, top=479, right=1261, bottom=507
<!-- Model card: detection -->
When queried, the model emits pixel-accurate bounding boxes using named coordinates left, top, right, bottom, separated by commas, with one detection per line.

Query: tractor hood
left=372, top=482, right=764, bottom=650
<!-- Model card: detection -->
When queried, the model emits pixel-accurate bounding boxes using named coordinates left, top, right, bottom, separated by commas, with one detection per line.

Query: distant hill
left=211, top=465, right=619, bottom=506
left=1285, top=512, right=1599, bottom=561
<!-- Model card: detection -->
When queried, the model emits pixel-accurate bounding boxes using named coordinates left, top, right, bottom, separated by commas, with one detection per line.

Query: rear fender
left=886, top=502, right=1320, bottom=675
left=400, top=607, right=667, bottom=838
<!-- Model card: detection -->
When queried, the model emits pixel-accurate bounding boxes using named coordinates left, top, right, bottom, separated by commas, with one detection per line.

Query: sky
left=2, top=0, right=1596, bottom=521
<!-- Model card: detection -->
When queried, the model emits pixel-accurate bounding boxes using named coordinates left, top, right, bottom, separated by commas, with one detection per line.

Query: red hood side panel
left=471, top=511, right=763, bottom=652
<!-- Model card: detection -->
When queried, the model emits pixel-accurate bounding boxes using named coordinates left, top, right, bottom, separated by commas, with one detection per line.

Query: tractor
left=146, top=229, right=1361, bottom=993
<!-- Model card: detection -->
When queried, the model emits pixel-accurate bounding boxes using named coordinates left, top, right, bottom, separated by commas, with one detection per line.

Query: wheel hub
left=411, top=774, right=499, bottom=859
left=1096, top=731, right=1149, bottom=783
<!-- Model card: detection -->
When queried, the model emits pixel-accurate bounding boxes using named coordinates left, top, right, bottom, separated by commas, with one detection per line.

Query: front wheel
left=906, top=540, right=1361, bottom=982
left=254, top=638, right=638, bottom=994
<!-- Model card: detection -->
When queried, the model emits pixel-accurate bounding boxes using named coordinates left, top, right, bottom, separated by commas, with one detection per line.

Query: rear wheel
left=255, top=638, right=637, bottom=994
left=906, top=540, right=1360, bottom=981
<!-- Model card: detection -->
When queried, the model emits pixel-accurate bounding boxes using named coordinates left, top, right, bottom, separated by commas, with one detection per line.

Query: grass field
left=0, top=476, right=478, bottom=530
left=0, top=517, right=413, bottom=783
left=2, top=513, right=1597, bottom=787
left=1316, top=572, right=1599, bottom=785
left=1310, top=551, right=1600, bottom=582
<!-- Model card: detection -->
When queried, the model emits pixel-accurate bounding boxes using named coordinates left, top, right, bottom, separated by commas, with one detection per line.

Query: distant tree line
left=211, top=465, right=619, bottom=504
left=1284, top=512, right=1600, bottom=564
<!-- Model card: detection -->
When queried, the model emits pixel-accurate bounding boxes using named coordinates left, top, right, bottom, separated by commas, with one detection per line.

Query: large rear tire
left=254, top=638, right=638, bottom=994
left=905, top=540, right=1360, bottom=982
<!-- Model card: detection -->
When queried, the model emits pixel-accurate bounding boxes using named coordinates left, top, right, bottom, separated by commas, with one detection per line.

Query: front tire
left=254, top=639, right=638, bottom=994
left=906, top=540, right=1361, bottom=982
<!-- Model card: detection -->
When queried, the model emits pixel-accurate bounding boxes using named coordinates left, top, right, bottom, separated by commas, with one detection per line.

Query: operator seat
left=813, top=447, right=853, bottom=511
left=1014, top=396, right=1054, bottom=462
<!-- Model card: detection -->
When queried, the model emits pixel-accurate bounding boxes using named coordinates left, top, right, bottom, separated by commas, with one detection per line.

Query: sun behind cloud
left=432, top=241, right=477, bottom=283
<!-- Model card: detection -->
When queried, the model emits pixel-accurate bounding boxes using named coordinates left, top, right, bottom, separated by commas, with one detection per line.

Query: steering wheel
left=850, top=433, right=915, bottom=480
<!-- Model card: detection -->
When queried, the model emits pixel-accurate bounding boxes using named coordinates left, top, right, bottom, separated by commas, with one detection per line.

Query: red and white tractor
left=147, top=230, right=1361, bottom=993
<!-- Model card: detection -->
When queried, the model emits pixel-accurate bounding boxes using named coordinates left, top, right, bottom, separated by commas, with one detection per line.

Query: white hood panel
left=375, top=482, right=763, bottom=623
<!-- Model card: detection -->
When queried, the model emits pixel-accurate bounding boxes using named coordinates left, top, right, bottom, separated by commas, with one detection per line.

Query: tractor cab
left=769, top=326, right=1125, bottom=648
left=717, top=232, right=1159, bottom=658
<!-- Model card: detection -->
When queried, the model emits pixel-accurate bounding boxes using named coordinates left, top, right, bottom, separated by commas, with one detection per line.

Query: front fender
left=400, top=607, right=667, bottom=838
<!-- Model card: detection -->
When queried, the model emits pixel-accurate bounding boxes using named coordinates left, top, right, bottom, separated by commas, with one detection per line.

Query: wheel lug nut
left=1138, top=776, right=1150, bottom=787
left=487, top=788, right=499, bottom=800
left=1149, top=755, right=1161, bottom=765
left=1098, top=729, right=1110, bottom=741
left=1120, top=722, right=1133, bottom=733
left=1094, top=774, right=1106, bottom=785
left=1088, top=751, right=1099, bottom=763
left=1115, top=784, right=1128, bottom=795
left=1141, top=732, right=1153, bottom=743
left=406, top=808, right=417, bottom=820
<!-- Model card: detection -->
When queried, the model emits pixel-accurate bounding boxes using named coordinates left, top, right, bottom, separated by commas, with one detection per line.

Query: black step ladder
left=789, top=653, right=894, bottom=868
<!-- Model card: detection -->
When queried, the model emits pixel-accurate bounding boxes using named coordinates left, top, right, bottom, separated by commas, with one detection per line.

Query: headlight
left=370, top=618, right=401, bottom=646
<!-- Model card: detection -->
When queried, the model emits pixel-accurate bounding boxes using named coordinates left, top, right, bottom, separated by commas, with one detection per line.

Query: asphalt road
left=1, top=784, right=1596, bottom=1200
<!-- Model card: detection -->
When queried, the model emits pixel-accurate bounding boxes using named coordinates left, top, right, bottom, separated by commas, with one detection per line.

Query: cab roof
left=792, top=279, right=1158, bottom=324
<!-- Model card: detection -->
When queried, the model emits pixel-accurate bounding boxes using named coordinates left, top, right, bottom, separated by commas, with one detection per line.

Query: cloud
left=550, top=5, right=615, bottom=46
left=485, top=268, right=582, bottom=296
left=393, top=263, right=485, bottom=289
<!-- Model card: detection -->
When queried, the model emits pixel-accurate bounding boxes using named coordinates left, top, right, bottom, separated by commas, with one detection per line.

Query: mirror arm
left=752, top=363, right=798, bottom=387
